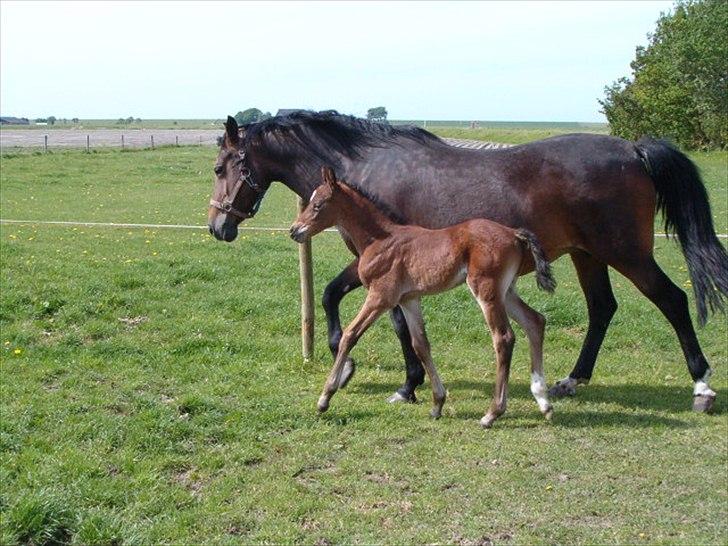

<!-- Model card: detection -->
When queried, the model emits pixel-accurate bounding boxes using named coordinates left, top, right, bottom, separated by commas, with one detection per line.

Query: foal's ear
left=224, top=116, right=240, bottom=146
left=321, top=166, right=337, bottom=189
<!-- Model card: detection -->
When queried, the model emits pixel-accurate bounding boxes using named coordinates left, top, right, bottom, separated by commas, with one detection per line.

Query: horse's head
left=208, top=116, right=266, bottom=242
left=290, top=166, right=340, bottom=243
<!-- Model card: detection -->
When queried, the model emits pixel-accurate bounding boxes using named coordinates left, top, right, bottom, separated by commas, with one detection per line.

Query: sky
left=0, top=0, right=675, bottom=122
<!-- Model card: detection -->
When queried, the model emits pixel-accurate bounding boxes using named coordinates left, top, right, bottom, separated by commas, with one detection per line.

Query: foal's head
left=290, top=167, right=341, bottom=243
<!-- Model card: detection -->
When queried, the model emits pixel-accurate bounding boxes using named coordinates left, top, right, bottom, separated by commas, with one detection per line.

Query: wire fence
left=0, top=129, right=221, bottom=152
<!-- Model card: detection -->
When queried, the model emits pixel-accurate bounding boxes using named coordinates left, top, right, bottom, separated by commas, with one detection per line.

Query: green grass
left=1, top=141, right=726, bottom=544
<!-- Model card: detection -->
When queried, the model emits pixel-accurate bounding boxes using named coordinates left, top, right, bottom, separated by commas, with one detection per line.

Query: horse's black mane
left=225, top=110, right=444, bottom=166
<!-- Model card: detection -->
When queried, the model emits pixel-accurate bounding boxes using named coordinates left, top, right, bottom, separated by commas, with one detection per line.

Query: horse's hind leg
left=549, top=251, right=617, bottom=398
left=614, top=256, right=716, bottom=412
left=322, top=260, right=362, bottom=389
left=398, top=298, right=447, bottom=418
left=505, top=289, right=553, bottom=421
left=467, top=276, right=515, bottom=428
left=318, top=293, right=389, bottom=413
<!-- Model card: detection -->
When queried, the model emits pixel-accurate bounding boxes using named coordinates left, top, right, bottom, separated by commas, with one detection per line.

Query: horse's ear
left=224, top=116, right=239, bottom=146
left=321, top=166, right=337, bottom=189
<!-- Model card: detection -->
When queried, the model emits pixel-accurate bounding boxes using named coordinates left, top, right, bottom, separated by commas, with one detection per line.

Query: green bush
left=600, top=0, right=728, bottom=149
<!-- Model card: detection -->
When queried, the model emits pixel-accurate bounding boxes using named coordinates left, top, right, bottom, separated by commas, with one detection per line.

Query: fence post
left=175, top=135, right=179, bottom=147
left=86, top=134, right=90, bottom=153
left=121, top=134, right=125, bottom=150
left=297, top=195, right=315, bottom=361
left=44, top=135, right=48, bottom=152
left=151, top=135, right=154, bottom=149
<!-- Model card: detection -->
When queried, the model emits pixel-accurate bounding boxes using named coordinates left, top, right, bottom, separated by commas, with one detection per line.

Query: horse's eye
left=313, top=203, right=322, bottom=212
left=214, top=165, right=224, bottom=176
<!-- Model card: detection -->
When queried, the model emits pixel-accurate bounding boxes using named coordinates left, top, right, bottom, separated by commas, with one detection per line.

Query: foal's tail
left=515, top=229, right=556, bottom=293
left=635, top=136, right=728, bottom=326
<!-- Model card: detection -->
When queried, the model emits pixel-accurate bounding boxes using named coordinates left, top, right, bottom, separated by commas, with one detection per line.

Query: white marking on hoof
left=430, top=407, right=442, bottom=419
left=543, top=407, right=554, bottom=421
left=693, top=370, right=716, bottom=398
left=480, top=413, right=497, bottom=429
left=531, top=372, right=552, bottom=414
left=548, top=376, right=578, bottom=397
left=387, top=391, right=409, bottom=404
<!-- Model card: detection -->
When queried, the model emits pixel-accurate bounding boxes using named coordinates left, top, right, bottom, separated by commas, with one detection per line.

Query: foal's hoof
left=480, top=414, right=497, bottom=429
left=387, top=391, right=417, bottom=404
left=543, top=407, right=554, bottom=421
left=317, top=397, right=330, bottom=413
left=338, top=357, right=356, bottom=389
left=430, top=407, right=442, bottom=419
left=693, top=394, right=716, bottom=413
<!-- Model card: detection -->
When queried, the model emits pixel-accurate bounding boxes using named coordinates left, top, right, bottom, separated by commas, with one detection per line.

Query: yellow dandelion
left=13, top=348, right=22, bottom=355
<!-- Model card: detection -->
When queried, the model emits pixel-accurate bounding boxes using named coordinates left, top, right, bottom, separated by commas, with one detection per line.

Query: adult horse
left=208, top=111, right=727, bottom=412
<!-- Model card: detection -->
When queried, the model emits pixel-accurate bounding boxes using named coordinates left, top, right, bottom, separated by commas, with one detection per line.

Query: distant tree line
left=600, top=0, right=727, bottom=149
left=116, top=117, right=143, bottom=125
left=367, top=107, right=388, bottom=122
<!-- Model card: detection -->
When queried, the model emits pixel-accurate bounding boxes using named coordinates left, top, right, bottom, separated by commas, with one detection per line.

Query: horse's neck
left=333, top=186, right=396, bottom=254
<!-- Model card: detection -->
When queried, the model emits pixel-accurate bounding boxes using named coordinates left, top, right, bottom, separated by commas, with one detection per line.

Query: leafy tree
left=72, top=118, right=79, bottom=124
left=367, top=106, right=388, bottom=122
left=135, top=118, right=142, bottom=123
left=235, top=108, right=266, bottom=125
left=47, top=116, right=56, bottom=125
left=126, top=116, right=134, bottom=124
left=599, top=0, right=728, bottom=149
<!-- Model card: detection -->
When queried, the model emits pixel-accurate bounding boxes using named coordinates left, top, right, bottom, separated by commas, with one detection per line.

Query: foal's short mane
left=336, top=179, right=406, bottom=225
left=220, top=110, right=445, bottom=167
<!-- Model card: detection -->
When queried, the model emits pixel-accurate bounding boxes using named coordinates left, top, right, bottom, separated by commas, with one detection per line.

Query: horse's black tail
left=515, top=229, right=556, bottom=293
left=635, top=136, right=728, bottom=326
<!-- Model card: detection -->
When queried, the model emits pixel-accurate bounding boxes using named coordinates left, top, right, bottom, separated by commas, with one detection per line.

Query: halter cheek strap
left=209, top=150, right=265, bottom=219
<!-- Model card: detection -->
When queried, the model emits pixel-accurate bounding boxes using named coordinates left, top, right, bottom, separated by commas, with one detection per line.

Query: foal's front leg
left=318, top=293, right=389, bottom=413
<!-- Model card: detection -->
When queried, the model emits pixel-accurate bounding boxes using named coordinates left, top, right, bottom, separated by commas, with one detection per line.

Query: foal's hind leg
left=613, top=256, right=716, bottom=412
left=467, top=277, right=515, bottom=428
left=399, top=298, right=447, bottom=418
left=318, top=293, right=389, bottom=413
left=505, top=289, right=553, bottom=421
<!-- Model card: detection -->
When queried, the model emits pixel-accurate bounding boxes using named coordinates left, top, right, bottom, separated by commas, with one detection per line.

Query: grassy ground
left=1, top=142, right=726, bottom=544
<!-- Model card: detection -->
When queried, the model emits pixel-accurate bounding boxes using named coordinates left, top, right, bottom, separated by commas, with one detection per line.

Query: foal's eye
left=313, top=203, right=322, bottom=212
left=214, top=165, right=224, bottom=176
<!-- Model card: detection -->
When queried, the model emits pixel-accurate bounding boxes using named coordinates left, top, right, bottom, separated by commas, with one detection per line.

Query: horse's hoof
left=543, top=407, right=554, bottom=421
left=338, top=358, right=356, bottom=389
left=430, top=407, right=442, bottom=419
left=480, top=414, right=497, bottom=429
left=317, top=397, right=330, bottom=413
left=548, top=378, right=578, bottom=398
left=693, top=394, right=715, bottom=413
left=387, top=391, right=417, bottom=404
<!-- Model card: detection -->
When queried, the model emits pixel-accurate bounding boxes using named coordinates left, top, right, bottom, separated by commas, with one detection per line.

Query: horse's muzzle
left=289, top=223, right=309, bottom=243
left=209, top=215, right=239, bottom=242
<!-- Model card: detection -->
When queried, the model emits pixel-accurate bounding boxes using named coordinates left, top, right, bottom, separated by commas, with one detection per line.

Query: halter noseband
left=209, top=149, right=264, bottom=219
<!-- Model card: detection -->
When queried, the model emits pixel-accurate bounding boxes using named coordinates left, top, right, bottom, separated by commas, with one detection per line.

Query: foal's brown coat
left=291, top=167, right=556, bottom=427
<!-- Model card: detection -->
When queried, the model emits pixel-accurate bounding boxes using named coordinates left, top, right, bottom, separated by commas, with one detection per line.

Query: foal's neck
left=333, top=185, right=397, bottom=254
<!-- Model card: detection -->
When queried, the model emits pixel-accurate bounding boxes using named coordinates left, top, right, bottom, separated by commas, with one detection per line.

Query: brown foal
left=290, top=167, right=557, bottom=428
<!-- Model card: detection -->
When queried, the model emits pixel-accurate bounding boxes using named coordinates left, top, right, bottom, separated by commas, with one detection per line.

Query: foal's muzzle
left=289, top=223, right=309, bottom=243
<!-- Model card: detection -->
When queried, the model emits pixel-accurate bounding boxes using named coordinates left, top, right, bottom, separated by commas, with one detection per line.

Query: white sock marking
left=531, top=372, right=551, bottom=412
left=694, top=370, right=716, bottom=397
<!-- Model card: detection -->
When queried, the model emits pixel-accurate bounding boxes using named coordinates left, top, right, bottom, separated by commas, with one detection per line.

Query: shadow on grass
left=352, top=380, right=724, bottom=416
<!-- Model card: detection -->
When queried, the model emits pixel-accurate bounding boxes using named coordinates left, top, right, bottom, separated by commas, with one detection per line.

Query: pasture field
left=0, top=143, right=726, bottom=545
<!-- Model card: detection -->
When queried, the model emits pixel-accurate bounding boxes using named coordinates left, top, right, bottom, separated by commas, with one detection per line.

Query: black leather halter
left=209, top=150, right=264, bottom=219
